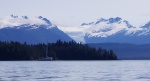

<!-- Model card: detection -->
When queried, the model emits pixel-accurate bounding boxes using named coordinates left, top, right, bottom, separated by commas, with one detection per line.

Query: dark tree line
left=0, top=40, right=117, bottom=60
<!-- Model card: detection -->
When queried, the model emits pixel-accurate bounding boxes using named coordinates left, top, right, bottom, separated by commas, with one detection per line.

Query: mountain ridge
left=1, top=15, right=150, bottom=44
left=0, top=15, right=73, bottom=44
left=79, top=17, right=150, bottom=44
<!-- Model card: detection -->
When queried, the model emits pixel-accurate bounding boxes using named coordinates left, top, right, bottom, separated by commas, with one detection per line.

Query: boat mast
left=46, top=41, right=48, bottom=58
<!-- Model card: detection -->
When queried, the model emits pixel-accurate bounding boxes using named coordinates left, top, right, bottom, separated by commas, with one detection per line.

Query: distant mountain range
left=0, top=15, right=72, bottom=44
left=1, top=15, right=150, bottom=44
left=57, top=17, right=150, bottom=44
left=81, top=17, right=150, bottom=44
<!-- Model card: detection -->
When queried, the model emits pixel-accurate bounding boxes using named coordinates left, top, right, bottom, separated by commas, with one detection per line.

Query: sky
left=0, top=0, right=150, bottom=26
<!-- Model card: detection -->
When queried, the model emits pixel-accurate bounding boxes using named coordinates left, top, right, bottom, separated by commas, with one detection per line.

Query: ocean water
left=0, top=60, right=150, bottom=81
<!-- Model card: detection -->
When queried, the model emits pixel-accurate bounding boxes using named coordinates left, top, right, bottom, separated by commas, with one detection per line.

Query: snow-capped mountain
left=1, top=15, right=150, bottom=44
left=82, top=17, right=150, bottom=44
left=82, top=17, right=140, bottom=37
left=0, top=15, right=73, bottom=44
left=57, top=17, right=150, bottom=44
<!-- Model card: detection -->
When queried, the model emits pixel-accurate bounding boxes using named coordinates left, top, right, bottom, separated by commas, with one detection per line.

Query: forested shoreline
left=0, top=40, right=117, bottom=60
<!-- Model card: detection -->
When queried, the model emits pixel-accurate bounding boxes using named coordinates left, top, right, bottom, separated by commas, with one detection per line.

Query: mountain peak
left=0, top=15, right=54, bottom=29
left=38, top=16, right=52, bottom=25
left=81, top=22, right=94, bottom=26
left=38, top=16, right=43, bottom=19
left=95, top=18, right=107, bottom=24
left=108, top=17, right=122, bottom=23
left=22, top=16, right=28, bottom=19
left=140, top=21, right=150, bottom=28
left=10, top=14, right=18, bottom=18
left=96, top=17, right=122, bottom=24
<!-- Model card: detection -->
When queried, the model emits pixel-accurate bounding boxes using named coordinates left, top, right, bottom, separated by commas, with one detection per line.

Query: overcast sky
left=0, top=0, right=150, bottom=26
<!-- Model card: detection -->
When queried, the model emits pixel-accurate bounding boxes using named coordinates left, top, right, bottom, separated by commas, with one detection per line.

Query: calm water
left=0, top=61, right=150, bottom=81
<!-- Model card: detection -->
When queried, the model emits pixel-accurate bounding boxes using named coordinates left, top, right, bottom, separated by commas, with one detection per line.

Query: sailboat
left=41, top=42, right=53, bottom=61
